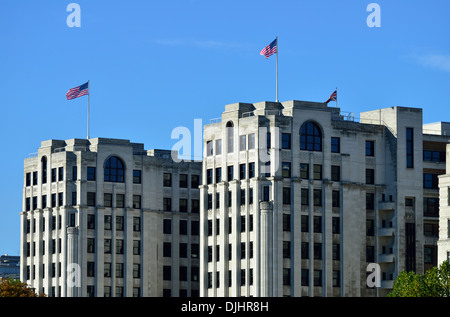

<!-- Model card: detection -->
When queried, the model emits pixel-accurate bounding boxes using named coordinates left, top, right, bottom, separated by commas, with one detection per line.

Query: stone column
left=259, top=200, right=273, bottom=297
left=66, top=226, right=79, bottom=297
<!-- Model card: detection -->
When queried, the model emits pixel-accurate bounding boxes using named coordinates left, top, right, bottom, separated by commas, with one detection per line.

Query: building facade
left=0, top=255, right=20, bottom=279
left=20, top=138, right=202, bottom=297
left=438, top=142, right=450, bottom=265
left=200, top=100, right=449, bottom=297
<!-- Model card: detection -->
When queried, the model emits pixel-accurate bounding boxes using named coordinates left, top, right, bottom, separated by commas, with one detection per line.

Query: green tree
left=0, top=277, right=46, bottom=297
left=388, top=261, right=450, bottom=297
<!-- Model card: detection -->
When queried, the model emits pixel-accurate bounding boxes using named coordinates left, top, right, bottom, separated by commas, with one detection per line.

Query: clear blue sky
left=1, top=0, right=450, bottom=255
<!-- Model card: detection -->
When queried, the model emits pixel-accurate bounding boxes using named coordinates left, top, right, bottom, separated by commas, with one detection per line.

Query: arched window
left=300, top=121, right=322, bottom=152
left=226, top=121, right=234, bottom=153
left=104, top=156, right=125, bottom=183
left=41, top=156, right=47, bottom=184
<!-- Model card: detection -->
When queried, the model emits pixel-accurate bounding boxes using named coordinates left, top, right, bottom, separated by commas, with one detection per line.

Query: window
left=239, top=164, right=246, bottom=180
left=41, top=157, right=47, bottom=184
left=301, top=188, right=309, bottom=205
left=313, top=216, right=322, bottom=233
left=266, top=131, right=271, bottom=149
left=215, top=139, right=222, bottom=155
left=333, top=244, right=340, bottom=261
left=423, top=173, right=439, bottom=189
left=87, top=167, right=96, bottom=181
left=332, top=217, right=340, bottom=234
left=104, top=193, right=112, bottom=208
left=180, top=220, right=188, bottom=235
left=133, top=264, right=140, bottom=279
left=226, top=121, right=234, bottom=153
left=240, top=135, right=246, bottom=151
left=42, top=195, right=47, bottom=208
left=283, top=214, right=291, bottom=231
left=333, top=271, right=340, bottom=287
left=365, top=141, right=375, bottom=156
left=104, top=156, right=124, bottom=183
left=249, top=162, right=255, bottom=178
left=263, top=161, right=271, bottom=177
left=32, top=171, right=38, bottom=185
left=191, top=175, right=200, bottom=188
left=300, top=121, right=322, bottom=151
left=263, top=186, right=270, bottom=202
left=301, top=269, right=309, bottom=286
left=313, top=164, right=322, bottom=180
left=116, top=240, right=124, bottom=255
left=87, top=192, right=96, bottom=207
left=116, top=216, right=124, bottom=231
left=116, top=194, right=124, bottom=208
left=215, top=168, right=221, bottom=183
left=133, top=170, right=142, bottom=184
left=331, top=137, right=340, bottom=153
left=163, top=219, right=171, bottom=234
left=423, top=197, right=439, bottom=217
left=179, top=199, right=187, bottom=212
left=191, top=199, right=199, bottom=213
left=283, top=268, right=291, bottom=286
left=282, top=162, right=291, bottom=178
left=283, top=241, right=291, bottom=258
left=51, top=168, right=57, bottom=182
left=58, top=167, right=64, bottom=181
left=248, top=133, right=255, bottom=150
left=104, top=215, right=112, bottom=230
left=163, top=198, right=172, bottom=211
left=227, top=166, right=234, bottom=181
left=366, top=169, right=375, bottom=185
left=133, top=195, right=141, bottom=209
left=314, top=243, right=322, bottom=260
left=366, top=193, right=375, bottom=210
left=331, top=165, right=340, bottom=182
left=26, top=172, right=31, bottom=186
left=207, top=194, right=213, bottom=210
left=283, top=187, right=291, bottom=205
left=423, top=150, right=446, bottom=162
left=87, top=214, right=95, bottom=229
left=332, top=190, right=340, bottom=208
left=300, top=163, right=309, bottom=180
left=406, top=128, right=414, bottom=168
left=249, top=188, right=254, bottom=205
left=72, top=166, right=77, bottom=181
left=314, top=270, right=322, bottom=287
left=104, top=239, right=112, bottom=254
left=240, top=216, right=246, bottom=232
left=58, top=193, right=63, bottom=207
left=282, top=133, right=291, bottom=149
left=206, top=140, right=213, bottom=156
left=366, top=219, right=375, bottom=236
left=366, top=246, right=375, bottom=262
left=51, top=193, right=56, bottom=208
left=163, top=173, right=172, bottom=187
left=87, top=238, right=95, bottom=253
left=240, top=189, right=245, bottom=206
left=191, top=221, right=199, bottom=236
left=313, top=189, right=322, bottom=206
left=116, top=263, right=124, bottom=278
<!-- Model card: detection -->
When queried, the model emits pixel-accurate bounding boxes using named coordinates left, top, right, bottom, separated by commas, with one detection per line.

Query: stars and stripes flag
left=260, top=38, right=278, bottom=58
left=66, top=82, right=89, bottom=100
left=325, top=90, right=337, bottom=103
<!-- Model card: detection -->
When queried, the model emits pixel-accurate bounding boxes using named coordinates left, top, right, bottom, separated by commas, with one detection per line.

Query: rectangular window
left=133, top=170, right=142, bottom=184
left=366, top=140, right=375, bottom=156
left=87, top=192, right=96, bottom=207
left=51, top=168, right=57, bottom=182
left=263, top=186, right=270, bottom=202
left=300, top=163, right=309, bottom=179
left=313, top=164, right=322, bottom=180
left=207, top=194, right=213, bottom=210
left=215, top=168, right=221, bottom=183
left=332, top=217, right=340, bottom=234
left=332, top=190, right=340, bottom=208
left=163, top=219, right=171, bottom=234
left=240, top=135, right=246, bottom=151
left=58, top=193, right=63, bottom=207
left=179, top=198, right=188, bottom=212
left=163, top=198, right=172, bottom=211
left=72, top=166, right=77, bottom=181
left=249, top=188, right=253, bottom=205
left=58, top=167, right=64, bottom=181
left=240, top=189, right=245, bottom=206
left=239, top=164, right=246, bottom=180
left=283, top=187, right=291, bottom=205
left=248, top=162, right=255, bottom=178
left=87, top=167, right=96, bottom=181
left=331, top=137, right=340, bottom=153
left=248, top=133, right=255, bottom=150
left=313, top=189, right=322, bottom=206
left=423, top=173, right=439, bottom=189
left=26, top=173, right=31, bottom=186
left=366, top=168, right=375, bottom=185
left=282, top=162, right=291, bottom=178
left=163, top=173, right=172, bottom=187
left=116, top=194, right=124, bottom=208
left=104, top=216, right=112, bottom=231
left=423, top=197, right=439, bottom=217
left=179, top=220, right=188, bottom=235
left=116, top=216, right=124, bottom=231
left=104, top=193, right=112, bottom=208
left=191, top=199, right=199, bottom=213
left=191, top=175, right=200, bottom=188
left=87, top=238, right=95, bottom=253
left=331, top=165, right=340, bottom=182
left=314, top=270, right=322, bottom=286
left=215, top=139, right=222, bottom=155
left=366, top=193, right=375, bottom=210
left=282, top=133, right=291, bottom=149
left=42, top=195, right=47, bottom=209
left=313, top=216, right=322, bottom=233
left=283, top=214, right=291, bottom=231
left=301, top=188, right=309, bottom=206
left=133, top=195, right=141, bottom=209
left=227, top=165, right=234, bottom=181
left=87, top=214, right=95, bottom=229
left=314, top=243, right=322, bottom=260
left=406, top=128, right=414, bottom=168
left=32, top=171, right=38, bottom=185
left=206, top=140, right=213, bottom=156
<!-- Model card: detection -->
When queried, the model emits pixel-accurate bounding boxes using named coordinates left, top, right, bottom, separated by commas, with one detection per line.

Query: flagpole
left=87, top=80, right=90, bottom=139
left=276, top=36, right=278, bottom=102
left=335, top=86, right=338, bottom=108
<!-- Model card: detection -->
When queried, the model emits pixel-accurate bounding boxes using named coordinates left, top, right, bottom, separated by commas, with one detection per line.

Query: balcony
left=378, top=201, right=395, bottom=211
left=380, top=280, right=394, bottom=289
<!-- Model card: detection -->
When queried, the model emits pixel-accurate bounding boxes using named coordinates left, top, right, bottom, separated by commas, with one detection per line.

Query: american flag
left=260, top=38, right=277, bottom=58
left=325, top=90, right=337, bottom=103
left=66, top=82, right=89, bottom=100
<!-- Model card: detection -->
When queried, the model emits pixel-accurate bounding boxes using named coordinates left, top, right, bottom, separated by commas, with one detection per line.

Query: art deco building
left=438, top=142, right=450, bottom=264
left=200, top=100, right=449, bottom=297
left=20, top=138, right=202, bottom=297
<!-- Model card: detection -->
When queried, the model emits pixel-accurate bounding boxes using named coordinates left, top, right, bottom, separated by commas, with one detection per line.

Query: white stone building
left=438, top=142, right=450, bottom=265
left=200, top=100, right=449, bottom=297
left=20, top=138, right=202, bottom=297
